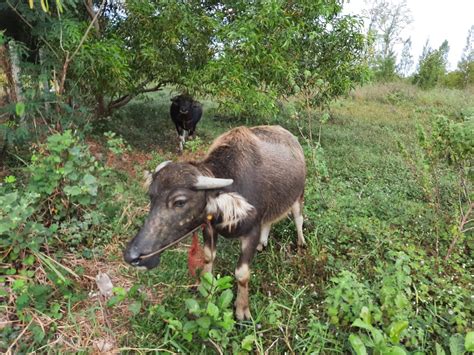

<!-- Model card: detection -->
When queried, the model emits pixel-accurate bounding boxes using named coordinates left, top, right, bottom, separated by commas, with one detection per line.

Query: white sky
left=343, top=0, right=474, bottom=71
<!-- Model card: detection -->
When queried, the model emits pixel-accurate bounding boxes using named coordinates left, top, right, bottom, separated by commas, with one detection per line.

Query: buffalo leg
left=235, top=228, right=260, bottom=320
left=202, top=227, right=217, bottom=275
left=256, top=223, right=271, bottom=251
left=291, top=197, right=305, bottom=247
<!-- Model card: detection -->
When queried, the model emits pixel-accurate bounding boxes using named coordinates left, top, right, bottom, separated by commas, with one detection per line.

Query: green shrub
left=325, top=271, right=380, bottom=327
left=145, top=273, right=237, bottom=352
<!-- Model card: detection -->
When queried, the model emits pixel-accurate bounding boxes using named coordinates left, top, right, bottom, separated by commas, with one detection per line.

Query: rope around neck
left=138, top=215, right=213, bottom=260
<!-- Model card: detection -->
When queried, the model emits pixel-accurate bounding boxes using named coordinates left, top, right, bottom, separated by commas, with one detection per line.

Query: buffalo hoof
left=235, top=304, right=251, bottom=321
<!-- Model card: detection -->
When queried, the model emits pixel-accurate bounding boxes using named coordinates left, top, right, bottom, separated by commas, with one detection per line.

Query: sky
left=342, top=0, right=474, bottom=72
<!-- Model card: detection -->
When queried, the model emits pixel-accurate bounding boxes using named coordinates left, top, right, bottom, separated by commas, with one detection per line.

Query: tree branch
left=58, top=0, right=106, bottom=97
left=70, top=0, right=106, bottom=61
left=84, top=0, right=100, bottom=35
left=107, top=83, right=164, bottom=111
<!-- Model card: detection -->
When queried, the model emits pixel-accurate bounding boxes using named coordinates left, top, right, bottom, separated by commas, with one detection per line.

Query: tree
left=397, top=38, right=413, bottom=77
left=364, top=0, right=412, bottom=81
left=457, top=25, right=474, bottom=88
left=413, top=40, right=450, bottom=89
left=5, top=0, right=369, bottom=119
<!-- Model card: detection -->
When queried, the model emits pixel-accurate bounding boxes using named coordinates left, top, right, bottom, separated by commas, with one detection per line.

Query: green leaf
left=435, top=343, right=446, bottom=355
left=465, top=332, right=474, bottom=352
left=128, top=301, right=142, bottom=316
left=64, top=186, right=82, bottom=196
left=196, top=316, right=211, bottom=330
left=352, top=319, right=374, bottom=332
left=216, top=275, right=233, bottom=290
left=183, top=320, right=197, bottom=340
left=388, top=320, right=408, bottom=344
left=197, top=284, right=209, bottom=297
left=449, top=334, right=465, bottom=355
left=241, top=334, right=255, bottom=351
left=15, top=102, right=26, bottom=117
left=185, top=298, right=200, bottom=314
left=218, top=289, right=233, bottom=309
left=360, top=306, right=371, bottom=325
left=349, top=334, right=368, bottom=355
left=201, top=272, right=214, bottom=286
left=207, top=302, right=219, bottom=319
left=4, top=175, right=16, bottom=184
left=386, top=346, right=407, bottom=355
left=167, top=319, right=183, bottom=331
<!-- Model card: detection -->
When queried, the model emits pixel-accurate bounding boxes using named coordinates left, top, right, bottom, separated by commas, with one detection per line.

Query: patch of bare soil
left=86, top=139, right=152, bottom=178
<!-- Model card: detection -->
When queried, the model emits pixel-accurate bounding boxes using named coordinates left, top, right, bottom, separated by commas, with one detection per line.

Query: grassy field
left=2, top=83, right=473, bottom=353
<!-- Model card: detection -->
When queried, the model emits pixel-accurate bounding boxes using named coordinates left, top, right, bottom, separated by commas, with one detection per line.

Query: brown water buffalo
left=124, top=125, right=306, bottom=320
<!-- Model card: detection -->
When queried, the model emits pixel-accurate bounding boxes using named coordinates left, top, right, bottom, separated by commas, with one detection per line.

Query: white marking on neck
left=206, top=192, right=255, bottom=230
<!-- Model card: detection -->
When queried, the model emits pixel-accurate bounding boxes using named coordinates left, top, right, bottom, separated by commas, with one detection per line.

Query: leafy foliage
left=5, top=0, right=368, bottom=118
left=146, top=273, right=237, bottom=352
left=413, top=40, right=450, bottom=89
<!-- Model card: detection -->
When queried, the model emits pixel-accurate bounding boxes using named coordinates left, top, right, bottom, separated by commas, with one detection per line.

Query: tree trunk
left=8, top=41, right=23, bottom=103
left=0, top=42, right=19, bottom=104
left=96, top=94, right=109, bottom=117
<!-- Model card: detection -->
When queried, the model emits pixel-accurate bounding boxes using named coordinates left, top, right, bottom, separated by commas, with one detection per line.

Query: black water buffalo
left=170, top=94, right=202, bottom=151
left=124, top=125, right=306, bottom=320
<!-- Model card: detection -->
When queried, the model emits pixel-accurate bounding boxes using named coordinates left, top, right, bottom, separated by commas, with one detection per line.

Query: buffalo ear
left=206, top=192, right=255, bottom=229
left=143, top=170, right=153, bottom=189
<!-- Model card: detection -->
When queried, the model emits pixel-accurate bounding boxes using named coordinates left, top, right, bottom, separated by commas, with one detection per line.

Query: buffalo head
left=123, top=161, right=233, bottom=269
left=171, top=95, right=194, bottom=115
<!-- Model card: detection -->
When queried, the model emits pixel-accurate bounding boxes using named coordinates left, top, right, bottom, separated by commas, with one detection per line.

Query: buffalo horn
left=155, top=160, right=171, bottom=173
left=194, top=176, right=233, bottom=190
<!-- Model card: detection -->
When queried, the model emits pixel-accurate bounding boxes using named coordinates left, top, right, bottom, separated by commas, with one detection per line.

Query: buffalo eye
left=173, top=198, right=187, bottom=208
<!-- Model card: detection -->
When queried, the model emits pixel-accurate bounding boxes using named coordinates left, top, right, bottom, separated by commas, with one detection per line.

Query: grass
left=2, top=83, right=473, bottom=353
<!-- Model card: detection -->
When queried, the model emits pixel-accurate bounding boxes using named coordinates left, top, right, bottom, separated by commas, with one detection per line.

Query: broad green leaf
left=167, top=319, right=182, bottom=331
left=218, top=289, right=233, bottom=309
left=206, top=302, right=219, bottom=319
left=386, top=346, right=407, bottom=355
left=465, top=332, right=474, bottom=352
left=183, top=320, right=197, bottom=341
left=352, top=319, right=375, bottom=333
left=216, top=275, right=233, bottom=290
left=360, top=306, right=371, bottom=325
left=197, top=284, right=209, bottom=297
left=241, top=334, right=255, bottom=351
left=196, top=316, right=211, bottom=330
left=449, top=334, right=464, bottom=355
left=349, top=334, right=368, bottom=355
left=64, top=186, right=82, bottom=196
left=185, top=298, right=200, bottom=314
left=389, top=320, right=408, bottom=344
left=435, top=343, right=446, bottom=355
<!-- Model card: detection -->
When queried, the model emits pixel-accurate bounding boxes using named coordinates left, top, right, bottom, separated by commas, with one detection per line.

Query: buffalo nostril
left=130, top=258, right=141, bottom=266
left=124, top=247, right=142, bottom=265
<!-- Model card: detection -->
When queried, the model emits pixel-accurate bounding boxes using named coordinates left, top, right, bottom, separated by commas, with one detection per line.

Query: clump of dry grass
left=349, top=81, right=419, bottom=104
left=349, top=82, right=474, bottom=114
